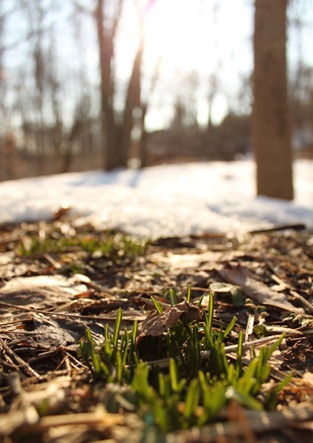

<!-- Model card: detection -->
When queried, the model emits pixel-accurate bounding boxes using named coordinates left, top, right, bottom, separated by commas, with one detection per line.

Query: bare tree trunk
left=95, top=0, right=122, bottom=171
left=138, top=55, right=161, bottom=168
left=0, top=9, right=7, bottom=180
left=20, top=0, right=48, bottom=173
left=253, top=0, right=293, bottom=200
left=95, top=0, right=148, bottom=171
left=139, top=102, right=148, bottom=168
left=118, top=41, right=144, bottom=167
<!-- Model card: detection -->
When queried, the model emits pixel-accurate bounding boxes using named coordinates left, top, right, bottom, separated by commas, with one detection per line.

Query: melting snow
left=0, top=159, right=312, bottom=238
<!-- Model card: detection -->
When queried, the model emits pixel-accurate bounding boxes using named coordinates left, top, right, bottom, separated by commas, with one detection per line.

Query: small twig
left=60, top=347, right=89, bottom=372
left=249, top=223, right=306, bottom=234
left=0, top=301, right=146, bottom=322
left=43, top=253, right=62, bottom=269
left=290, top=290, right=313, bottom=314
left=0, top=338, right=41, bottom=380
left=269, top=274, right=313, bottom=314
left=21, top=407, right=123, bottom=432
left=245, top=314, right=255, bottom=342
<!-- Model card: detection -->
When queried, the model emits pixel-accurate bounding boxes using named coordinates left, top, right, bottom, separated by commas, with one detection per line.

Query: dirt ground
left=0, top=219, right=312, bottom=442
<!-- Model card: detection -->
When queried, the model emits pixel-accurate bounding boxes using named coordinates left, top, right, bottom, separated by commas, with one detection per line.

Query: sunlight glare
left=143, top=0, right=214, bottom=75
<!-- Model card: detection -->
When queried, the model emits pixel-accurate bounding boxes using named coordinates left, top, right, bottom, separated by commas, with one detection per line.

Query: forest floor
left=0, top=217, right=313, bottom=443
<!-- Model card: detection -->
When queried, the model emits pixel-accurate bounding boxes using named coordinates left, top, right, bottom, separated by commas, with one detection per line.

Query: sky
left=3, top=0, right=313, bottom=132
left=117, top=0, right=254, bottom=128
left=0, top=159, right=312, bottom=239
left=112, top=0, right=313, bottom=128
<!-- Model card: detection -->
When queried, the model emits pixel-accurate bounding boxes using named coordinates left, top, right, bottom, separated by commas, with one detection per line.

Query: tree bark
left=118, top=41, right=144, bottom=167
left=253, top=0, right=293, bottom=200
left=95, top=0, right=145, bottom=171
left=95, top=0, right=121, bottom=170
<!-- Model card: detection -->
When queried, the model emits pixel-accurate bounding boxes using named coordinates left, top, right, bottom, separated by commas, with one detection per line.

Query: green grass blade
left=207, top=291, right=214, bottom=333
left=113, top=307, right=122, bottom=348
left=169, top=358, right=179, bottom=392
left=222, top=316, right=236, bottom=339
left=169, top=288, right=178, bottom=306
left=131, top=320, right=138, bottom=343
left=151, top=296, right=163, bottom=314
left=184, top=379, right=199, bottom=420
left=186, top=284, right=192, bottom=302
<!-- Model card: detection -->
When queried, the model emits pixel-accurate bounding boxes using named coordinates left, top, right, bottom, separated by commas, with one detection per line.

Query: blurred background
left=0, top=0, right=312, bottom=182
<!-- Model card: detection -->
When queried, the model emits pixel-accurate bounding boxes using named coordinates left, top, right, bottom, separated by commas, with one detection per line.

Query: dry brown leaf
left=138, top=301, right=200, bottom=338
left=0, top=275, right=88, bottom=308
left=219, top=264, right=304, bottom=313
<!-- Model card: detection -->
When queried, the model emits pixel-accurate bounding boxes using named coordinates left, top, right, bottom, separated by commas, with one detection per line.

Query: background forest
left=0, top=0, right=312, bottom=182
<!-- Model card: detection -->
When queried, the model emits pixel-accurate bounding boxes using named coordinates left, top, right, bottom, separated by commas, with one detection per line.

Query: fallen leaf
left=0, top=275, right=88, bottom=308
left=138, top=300, right=200, bottom=338
left=218, top=264, right=303, bottom=313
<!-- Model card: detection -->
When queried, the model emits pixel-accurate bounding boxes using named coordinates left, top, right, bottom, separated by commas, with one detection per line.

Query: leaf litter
left=0, top=219, right=312, bottom=442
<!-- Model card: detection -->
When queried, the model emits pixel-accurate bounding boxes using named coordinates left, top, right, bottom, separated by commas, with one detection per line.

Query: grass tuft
left=17, top=228, right=148, bottom=267
left=79, top=289, right=290, bottom=432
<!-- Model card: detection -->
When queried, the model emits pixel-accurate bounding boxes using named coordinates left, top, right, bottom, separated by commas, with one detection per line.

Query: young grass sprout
left=18, top=229, right=148, bottom=262
left=79, top=290, right=290, bottom=432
